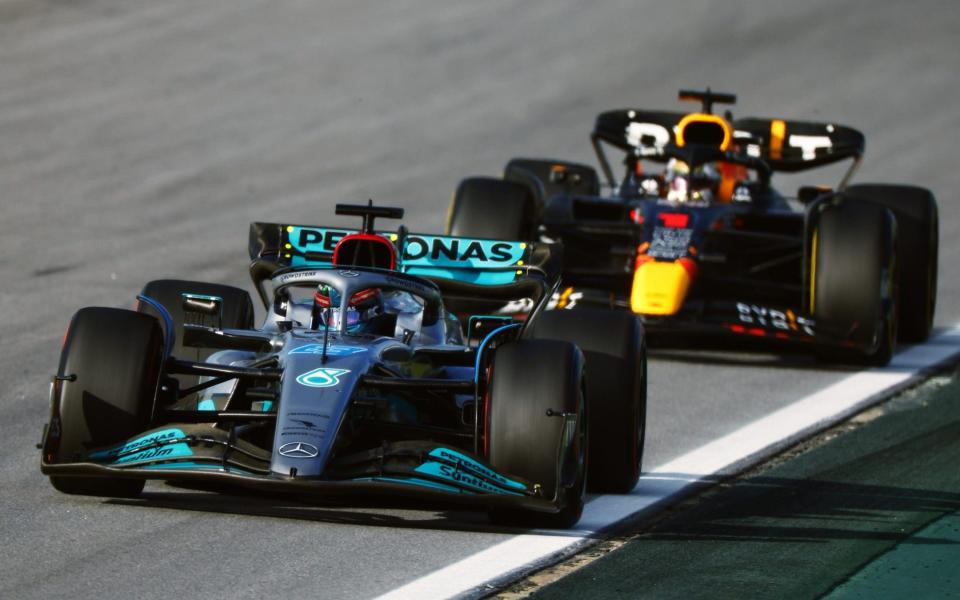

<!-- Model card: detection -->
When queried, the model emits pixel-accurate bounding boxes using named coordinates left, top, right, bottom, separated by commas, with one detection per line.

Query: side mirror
left=549, top=166, right=582, bottom=185
left=182, top=293, right=223, bottom=329
left=466, top=315, right=516, bottom=347
left=797, top=185, right=833, bottom=204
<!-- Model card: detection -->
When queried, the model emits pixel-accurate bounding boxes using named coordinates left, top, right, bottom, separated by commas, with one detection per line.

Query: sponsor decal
left=273, top=269, right=326, bottom=285
left=295, top=367, right=351, bottom=388
left=400, top=236, right=519, bottom=266
left=88, top=428, right=193, bottom=465
left=281, top=412, right=330, bottom=438
left=495, top=288, right=584, bottom=314
left=789, top=134, right=833, bottom=160
left=283, top=226, right=528, bottom=285
left=294, top=228, right=344, bottom=252
left=428, top=448, right=527, bottom=491
left=289, top=344, right=365, bottom=356
left=385, top=274, right=434, bottom=296
left=648, top=227, right=693, bottom=260
left=496, top=298, right=535, bottom=314
left=285, top=227, right=525, bottom=268
left=338, top=270, right=361, bottom=278
left=626, top=121, right=672, bottom=154
left=736, top=302, right=815, bottom=335
left=289, top=411, right=329, bottom=419
left=278, top=442, right=319, bottom=458
left=414, top=462, right=524, bottom=496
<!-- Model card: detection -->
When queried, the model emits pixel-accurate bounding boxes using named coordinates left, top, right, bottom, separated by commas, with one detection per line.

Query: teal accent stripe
left=428, top=447, right=528, bottom=491
left=89, top=428, right=191, bottom=463
left=414, top=462, right=524, bottom=496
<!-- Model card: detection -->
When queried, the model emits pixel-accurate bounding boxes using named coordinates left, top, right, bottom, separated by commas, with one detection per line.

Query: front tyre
left=809, top=199, right=898, bottom=366
left=845, top=184, right=938, bottom=343
left=48, top=308, right=164, bottom=497
left=486, top=340, right=586, bottom=528
left=529, top=309, right=646, bottom=493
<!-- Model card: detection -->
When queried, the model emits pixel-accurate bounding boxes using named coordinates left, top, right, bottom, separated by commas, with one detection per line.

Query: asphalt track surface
left=1, top=1, right=957, bottom=598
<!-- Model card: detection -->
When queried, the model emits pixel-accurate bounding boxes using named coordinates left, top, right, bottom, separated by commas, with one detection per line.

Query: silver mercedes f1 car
left=40, top=203, right=646, bottom=528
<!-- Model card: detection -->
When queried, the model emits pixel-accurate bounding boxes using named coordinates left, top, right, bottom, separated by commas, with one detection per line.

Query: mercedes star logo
left=338, top=270, right=361, bottom=278
left=279, top=442, right=319, bottom=458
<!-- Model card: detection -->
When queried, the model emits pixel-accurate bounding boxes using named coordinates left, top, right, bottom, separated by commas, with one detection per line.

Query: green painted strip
left=824, top=510, right=960, bottom=599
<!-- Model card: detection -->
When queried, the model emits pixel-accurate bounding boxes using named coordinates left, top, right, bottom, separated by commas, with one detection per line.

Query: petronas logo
left=295, top=368, right=351, bottom=388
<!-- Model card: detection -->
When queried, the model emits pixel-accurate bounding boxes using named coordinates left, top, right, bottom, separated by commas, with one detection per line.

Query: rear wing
left=591, top=109, right=864, bottom=185
left=731, top=118, right=864, bottom=172
left=248, top=222, right=561, bottom=289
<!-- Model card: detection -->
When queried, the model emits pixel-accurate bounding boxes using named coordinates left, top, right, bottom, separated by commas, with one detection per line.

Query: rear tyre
left=446, top=177, right=534, bottom=240
left=845, top=184, right=938, bottom=343
left=49, top=308, right=164, bottom=497
left=504, top=158, right=601, bottom=207
left=486, top=340, right=586, bottom=528
left=529, top=309, right=646, bottom=493
left=809, top=199, right=898, bottom=366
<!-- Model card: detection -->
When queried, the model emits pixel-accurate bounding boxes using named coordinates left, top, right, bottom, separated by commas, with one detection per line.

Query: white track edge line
left=375, top=325, right=960, bottom=600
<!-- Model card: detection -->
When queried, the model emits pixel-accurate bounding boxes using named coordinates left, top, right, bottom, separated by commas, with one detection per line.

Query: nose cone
left=630, top=259, right=696, bottom=316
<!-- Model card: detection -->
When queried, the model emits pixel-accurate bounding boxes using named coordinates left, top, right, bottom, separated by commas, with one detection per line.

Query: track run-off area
left=1, top=1, right=957, bottom=599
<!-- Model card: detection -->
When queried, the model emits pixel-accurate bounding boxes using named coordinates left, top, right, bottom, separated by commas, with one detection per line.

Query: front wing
left=41, top=424, right=564, bottom=514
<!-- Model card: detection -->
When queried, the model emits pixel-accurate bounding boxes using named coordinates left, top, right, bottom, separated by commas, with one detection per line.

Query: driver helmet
left=312, top=284, right=383, bottom=330
left=664, top=159, right=720, bottom=203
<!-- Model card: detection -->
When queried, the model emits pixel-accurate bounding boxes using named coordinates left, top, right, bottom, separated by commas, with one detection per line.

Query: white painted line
left=376, top=326, right=960, bottom=600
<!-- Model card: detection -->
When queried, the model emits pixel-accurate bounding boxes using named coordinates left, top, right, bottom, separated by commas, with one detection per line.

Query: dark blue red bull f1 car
left=447, top=89, right=939, bottom=365
left=40, top=203, right=647, bottom=528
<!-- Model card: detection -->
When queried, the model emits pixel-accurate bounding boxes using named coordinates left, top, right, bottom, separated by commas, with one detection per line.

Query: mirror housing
left=182, top=293, right=223, bottom=329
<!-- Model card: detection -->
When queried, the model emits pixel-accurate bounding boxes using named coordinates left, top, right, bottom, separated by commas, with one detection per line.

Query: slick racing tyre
left=49, top=308, right=164, bottom=497
left=809, top=199, right=898, bottom=366
left=486, top=339, right=586, bottom=528
left=529, top=308, right=646, bottom=493
left=845, top=184, right=938, bottom=343
left=504, top=158, right=601, bottom=208
left=446, top=177, right=535, bottom=241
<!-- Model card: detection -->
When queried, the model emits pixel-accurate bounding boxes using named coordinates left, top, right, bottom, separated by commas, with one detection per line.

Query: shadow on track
left=104, top=485, right=583, bottom=537
left=641, top=474, right=960, bottom=546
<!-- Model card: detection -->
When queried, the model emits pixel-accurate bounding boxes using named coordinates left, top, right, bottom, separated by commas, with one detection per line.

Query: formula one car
left=40, top=203, right=647, bottom=528
left=447, top=89, right=938, bottom=365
